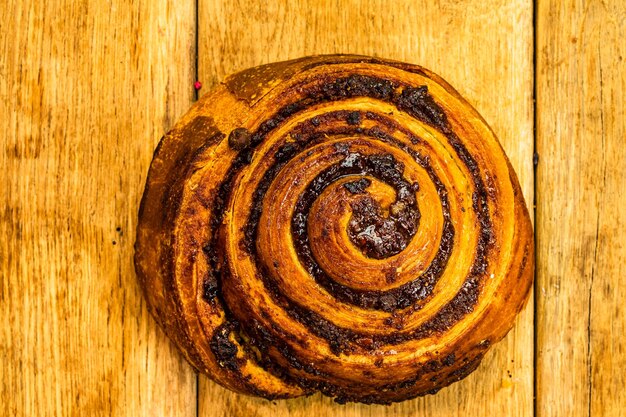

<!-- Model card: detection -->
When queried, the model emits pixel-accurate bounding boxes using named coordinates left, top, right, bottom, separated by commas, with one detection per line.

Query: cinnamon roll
left=134, top=55, right=534, bottom=404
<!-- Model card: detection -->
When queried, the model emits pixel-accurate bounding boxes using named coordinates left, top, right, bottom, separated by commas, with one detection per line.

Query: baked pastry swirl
left=134, top=55, right=533, bottom=404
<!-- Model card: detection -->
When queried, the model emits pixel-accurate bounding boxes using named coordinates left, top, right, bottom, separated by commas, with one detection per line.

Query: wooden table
left=1, top=0, right=624, bottom=415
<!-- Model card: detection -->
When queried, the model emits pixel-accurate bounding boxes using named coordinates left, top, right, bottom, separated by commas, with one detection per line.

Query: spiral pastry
left=134, top=55, right=534, bottom=404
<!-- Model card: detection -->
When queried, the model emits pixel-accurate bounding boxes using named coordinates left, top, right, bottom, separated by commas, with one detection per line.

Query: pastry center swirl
left=300, top=151, right=422, bottom=260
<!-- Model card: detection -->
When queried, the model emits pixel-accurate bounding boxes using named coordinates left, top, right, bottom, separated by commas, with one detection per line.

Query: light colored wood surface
left=2, top=0, right=623, bottom=416
left=198, top=1, right=534, bottom=416
left=0, top=0, right=197, bottom=416
left=535, top=0, right=626, bottom=416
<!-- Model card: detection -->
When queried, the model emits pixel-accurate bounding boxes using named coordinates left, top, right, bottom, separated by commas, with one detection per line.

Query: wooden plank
left=0, top=1, right=197, bottom=416
left=536, top=0, right=626, bottom=416
left=197, top=1, right=534, bottom=415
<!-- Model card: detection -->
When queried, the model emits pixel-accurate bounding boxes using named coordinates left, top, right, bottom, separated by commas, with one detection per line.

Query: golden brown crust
left=134, top=54, right=534, bottom=404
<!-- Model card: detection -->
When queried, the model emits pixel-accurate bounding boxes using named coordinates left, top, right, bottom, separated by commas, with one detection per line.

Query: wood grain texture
left=536, top=0, right=626, bottom=416
left=198, top=1, right=534, bottom=415
left=0, top=0, right=197, bottom=416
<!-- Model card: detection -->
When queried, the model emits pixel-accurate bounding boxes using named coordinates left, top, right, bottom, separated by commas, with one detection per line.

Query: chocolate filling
left=209, top=322, right=240, bottom=371
left=342, top=178, right=371, bottom=194
left=295, top=152, right=421, bottom=259
left=228, top=127, right=252, bottom=150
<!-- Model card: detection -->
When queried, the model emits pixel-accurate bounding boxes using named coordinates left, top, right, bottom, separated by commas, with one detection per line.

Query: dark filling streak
left=209, top=322, right=240, bottom=371
left=349, top=155, right=420, bottom=259
left=349, top=195, right=412, bottom=259
left=202, top=275, right=219, bottom=301
left=242, top=317, right=330, bottom=383
left=201, top=75, right=493, bottom=391
left=343, top=178, right=371, bottom=194
left=395, top=85, right=449, bottom=132
left=346, top=111, right=361, bottom=125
